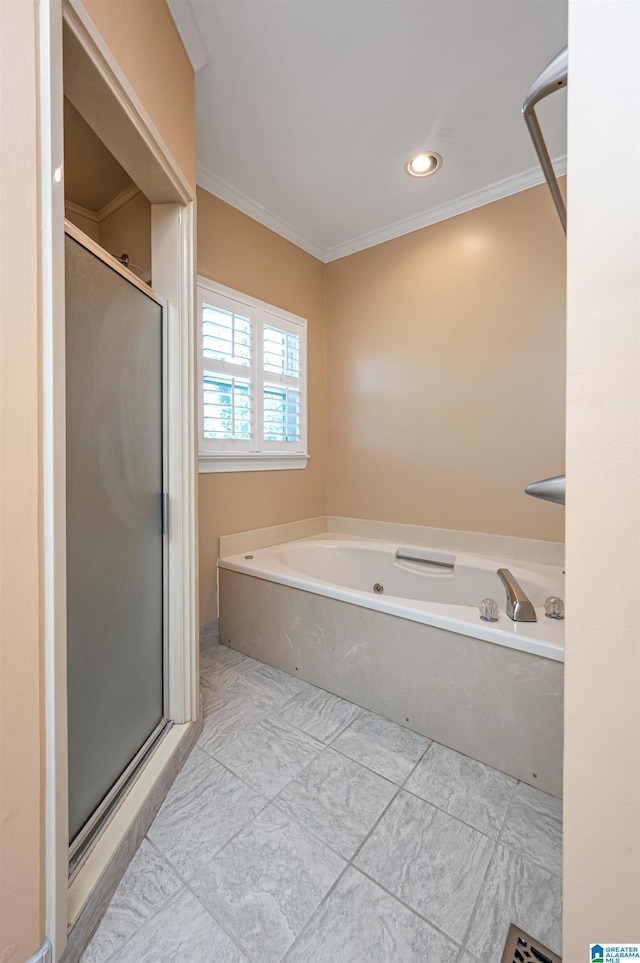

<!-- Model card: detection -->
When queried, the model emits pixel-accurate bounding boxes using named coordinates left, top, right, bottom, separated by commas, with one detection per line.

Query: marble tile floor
left=81, top=630, right=562, bottom=963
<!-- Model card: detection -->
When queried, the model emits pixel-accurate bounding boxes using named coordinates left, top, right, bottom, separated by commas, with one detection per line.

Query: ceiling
left=168, top=0, right=568, bottom=262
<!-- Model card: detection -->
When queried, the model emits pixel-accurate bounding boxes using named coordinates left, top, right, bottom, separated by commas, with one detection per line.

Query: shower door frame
left=39, top=0, right=198, bottom=957
left=64, top=220, right=171, bottom=872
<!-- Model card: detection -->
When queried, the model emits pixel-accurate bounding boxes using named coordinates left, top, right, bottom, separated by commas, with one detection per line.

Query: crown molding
left=196, top=164, right=327, bottom=262
left=98, top=183, right=141, bottom=221
left=166, top=0, right=210, bottom=72
left=197, top=156, right=566, bottom=264
left=324, top=156, right=567, bottom=262
left=64, top=184, right=141, bottom=225
left=65, top=199, right=100, bottom=223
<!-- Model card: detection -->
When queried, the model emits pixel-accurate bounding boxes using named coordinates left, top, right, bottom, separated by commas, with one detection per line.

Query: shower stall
left=65, top=224, right=168, bottom=867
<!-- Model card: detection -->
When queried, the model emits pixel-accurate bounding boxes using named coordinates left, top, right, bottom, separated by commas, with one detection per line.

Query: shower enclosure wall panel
left=65, top=230, right=166, bottom=848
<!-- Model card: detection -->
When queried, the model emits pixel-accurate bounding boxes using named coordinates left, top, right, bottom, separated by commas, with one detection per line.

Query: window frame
left=197, top=277, right=309, bottom=473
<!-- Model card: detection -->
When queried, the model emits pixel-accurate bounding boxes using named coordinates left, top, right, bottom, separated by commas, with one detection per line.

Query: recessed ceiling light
left=406, top=152, right=442, bottom=177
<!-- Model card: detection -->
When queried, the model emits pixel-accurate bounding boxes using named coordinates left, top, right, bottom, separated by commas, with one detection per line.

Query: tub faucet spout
left=497, top=569, right=537, bottom=622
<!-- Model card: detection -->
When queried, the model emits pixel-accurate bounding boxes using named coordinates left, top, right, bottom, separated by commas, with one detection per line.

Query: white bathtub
left=219, top=535, right=564, bottom=795
left=220, top=538, right=564, bottom=661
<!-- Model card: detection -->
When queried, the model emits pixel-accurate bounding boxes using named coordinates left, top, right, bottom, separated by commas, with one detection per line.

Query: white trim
left=324, top=156, right=568, bottom=261
left=198, top=278, right=307, bottom=326
left=64, top=0, right=193, bottom=206
left=196, top=164, right=326, bottom=262
left=40, top=3, right=68, bottom=956
left=153, top=203, right=198, bottom=723
left=200, top=452, right=310, bottom=473
left=197, top=156, right=566, bottom=264
left=165, top=0, right=210, bottom=72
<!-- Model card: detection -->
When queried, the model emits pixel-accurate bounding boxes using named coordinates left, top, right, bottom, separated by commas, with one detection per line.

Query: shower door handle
left=162, top=492, right=169, bottom=536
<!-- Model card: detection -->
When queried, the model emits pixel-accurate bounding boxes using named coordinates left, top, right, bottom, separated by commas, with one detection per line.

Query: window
left=198, top=278, right=308, bottom=472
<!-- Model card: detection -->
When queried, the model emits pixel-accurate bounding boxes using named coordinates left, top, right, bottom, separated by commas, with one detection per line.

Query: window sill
left=198, top=452, right=310, bottom=474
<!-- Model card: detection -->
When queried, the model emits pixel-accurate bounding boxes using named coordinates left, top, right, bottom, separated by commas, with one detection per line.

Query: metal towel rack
left=522, top=46, right=567, bottom=507
left=522, top=46, right=567, bottom=233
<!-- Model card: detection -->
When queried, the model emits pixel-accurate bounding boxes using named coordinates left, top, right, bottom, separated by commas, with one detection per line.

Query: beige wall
left=564, top=0, right=640, bottom=955
left=99, top=191, right=152, bottom=281
left=197, top=190, right=326, bottom=621
left=65, top=206, right=100, bottom=242
left=0, top=4, right=45, bottom=960
left=80, top=0, right=195, bottom=190
left=197, top=183, right=565, bottom=624
left=65, top=194, right=152, bottom=278
left=325, top=182, right=566, bottom=543
left=0, top=1, right=193, bottom=959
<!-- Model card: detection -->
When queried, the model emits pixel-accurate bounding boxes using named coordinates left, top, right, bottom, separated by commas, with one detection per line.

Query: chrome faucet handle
left=497, top=568, right=537, bottom=622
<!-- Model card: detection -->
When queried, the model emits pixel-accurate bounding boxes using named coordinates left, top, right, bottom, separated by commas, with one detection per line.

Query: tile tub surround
left=219, top=569, right=564, bottom=796
left=81, top=640, right=562, bottom=963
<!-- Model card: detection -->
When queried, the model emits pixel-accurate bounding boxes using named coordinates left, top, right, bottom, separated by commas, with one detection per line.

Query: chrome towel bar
left=522, top=46, right=568, bottom=234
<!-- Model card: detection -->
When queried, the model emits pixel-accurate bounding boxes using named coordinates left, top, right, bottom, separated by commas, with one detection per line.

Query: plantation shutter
left=200, top=292, right=255, bottom=452
left=198, top=278, right=308, bottom=470
left=261, top=313, right=304, bottom=450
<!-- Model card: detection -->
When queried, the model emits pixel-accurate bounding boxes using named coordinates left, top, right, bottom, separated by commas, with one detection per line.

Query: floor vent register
left=500, top=924, right=562, bottom=963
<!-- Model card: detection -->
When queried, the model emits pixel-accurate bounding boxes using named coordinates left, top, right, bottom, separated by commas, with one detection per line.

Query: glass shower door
left=65, top=231, right=165, bottom=851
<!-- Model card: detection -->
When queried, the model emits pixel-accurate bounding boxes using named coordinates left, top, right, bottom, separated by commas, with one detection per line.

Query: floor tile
left=79, top=663, right=563, bottom=963
left=109, top=888, right=247, bottom=963
left=500, top=783, right=563, bottom=876
left=147, top=748, right=266, bottom=881
left=275, top=747, right=397, bottom=859
left=199, top=650, right=263, bottom=706
left=214, top=716, right=322, bottom=798
left=465, top=844, right=562, bottom=963
left=331, top=709, right=430, bottom=784
left=405, top=742, right=516, bottom=838
left=200, top=661, right=249, bottom=706
left=240, top=661, right=309, bottom=704
left=285, top=867, right=459, bottom=963
left=81, top=841, right=181, bottom=963
left=198, top=682, right=280, bottom=755
left=355, top=790, right=494, bottom=943
left=191, top=805, right=345, bottom=963
left=277, top=686, right=362, bottom=743
left=201, top=644, right=254, bottom=672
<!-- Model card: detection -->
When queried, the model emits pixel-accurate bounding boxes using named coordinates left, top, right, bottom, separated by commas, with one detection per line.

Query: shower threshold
left=68, top=719, right=172, bottom=879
